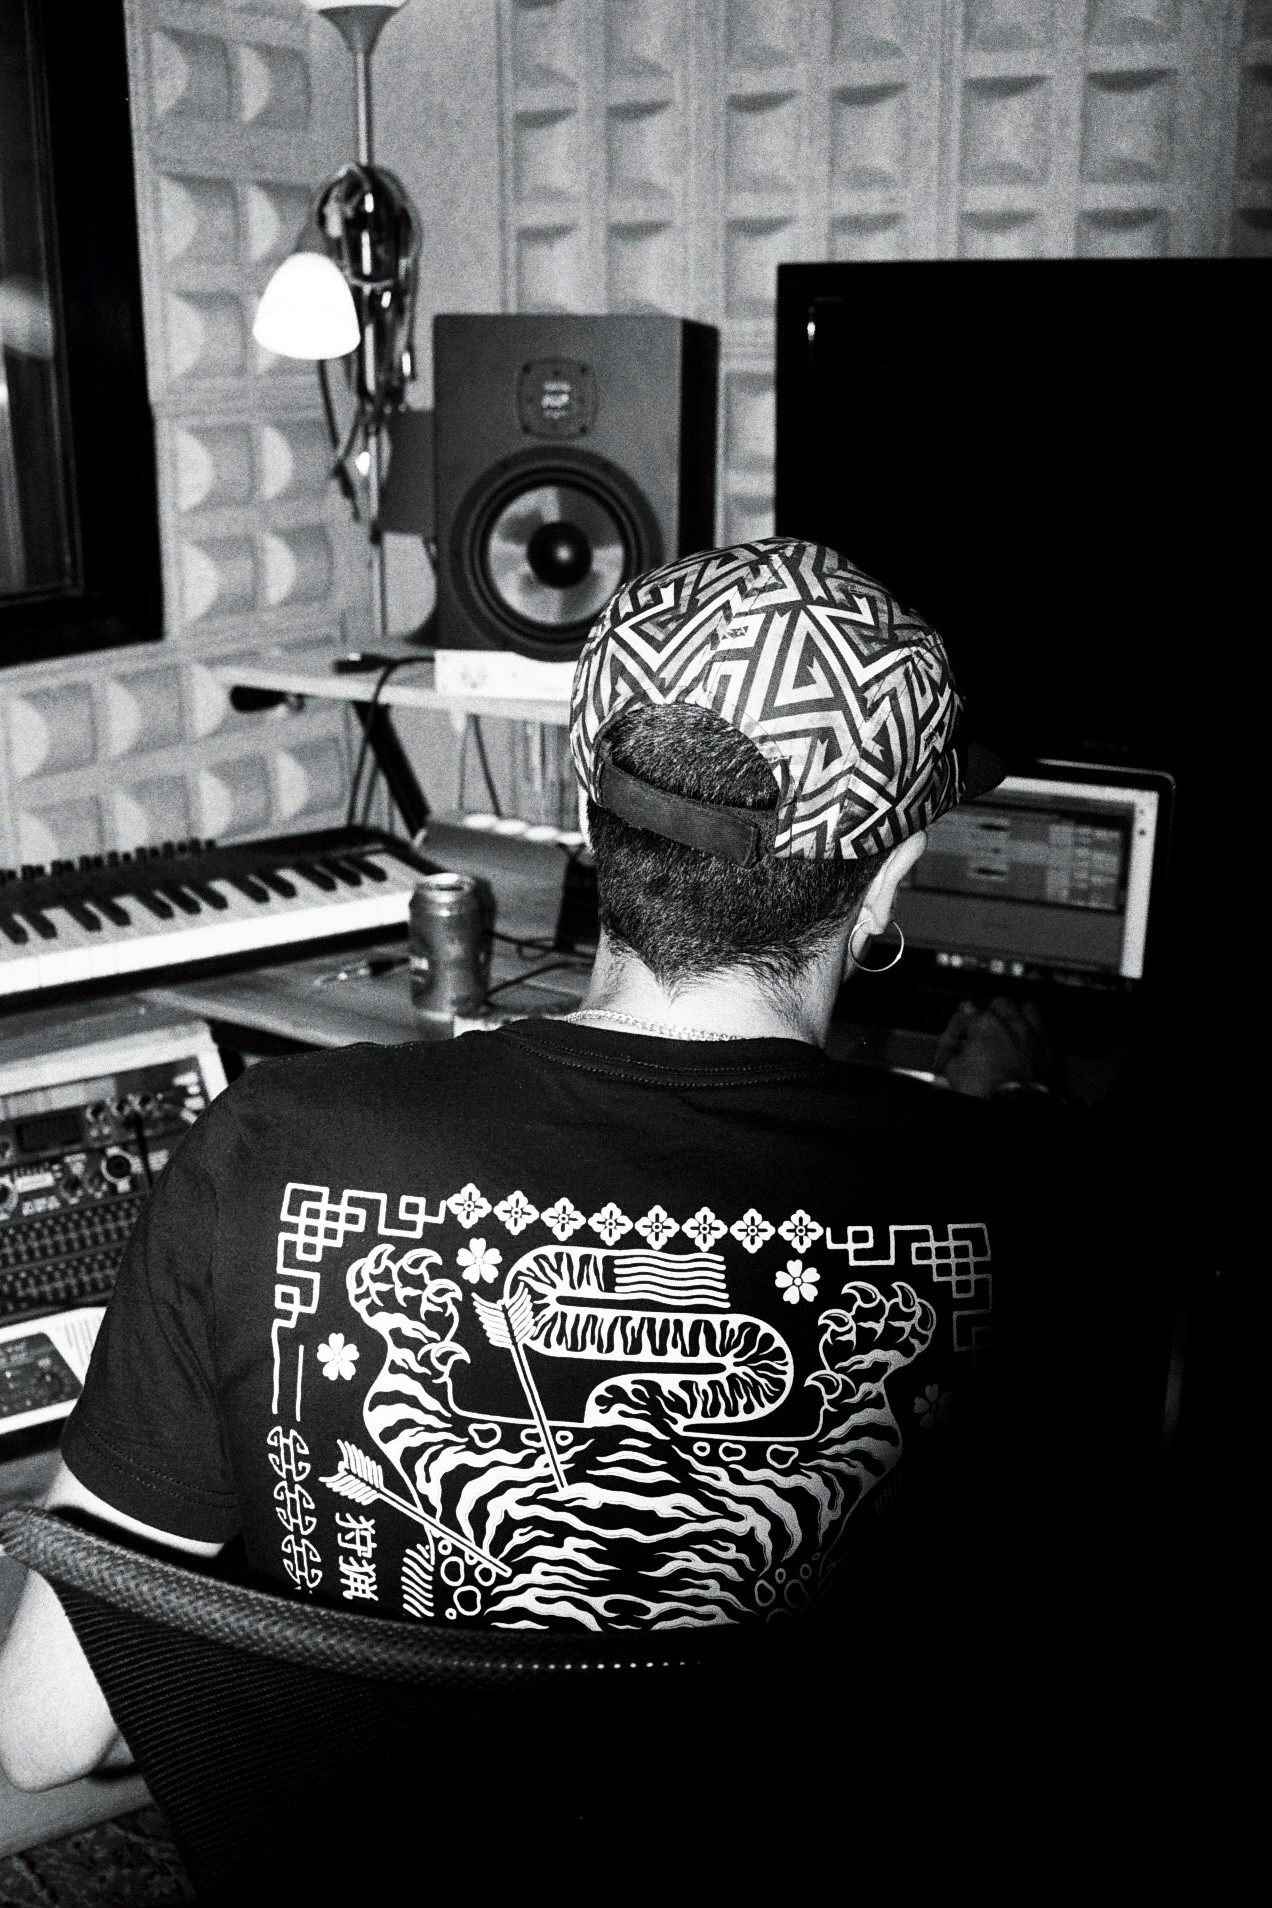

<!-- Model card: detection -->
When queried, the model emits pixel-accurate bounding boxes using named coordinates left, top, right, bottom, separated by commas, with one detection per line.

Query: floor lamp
left=253, top=0, right=419, bottom=646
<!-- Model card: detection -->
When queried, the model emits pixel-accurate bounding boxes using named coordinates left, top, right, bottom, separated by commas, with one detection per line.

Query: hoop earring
left=847, top=918, right=905, bottom=973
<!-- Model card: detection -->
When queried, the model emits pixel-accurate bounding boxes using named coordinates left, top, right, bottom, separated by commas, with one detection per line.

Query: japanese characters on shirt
left=269, top=1181, right=991, bottom=1624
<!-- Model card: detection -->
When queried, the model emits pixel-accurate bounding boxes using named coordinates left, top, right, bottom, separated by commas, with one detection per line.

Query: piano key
left=290, top=862, right=338, bottom=893
left=65, top=900, right=104, bottom=932
left=14, top=905, right=57, bottom=940
left=346, top=856, right=389, bottom=883
left=227, top=874, right=272, bottom=904
left=0, top=913, right=29, bottom=945
left=159, top=884, right=202, bottom=916
left=133, top=889, right=175, bottom=921
left=97, top=896, right=132, bottom=927
left=189, top=881, right=229, bottom=911
left=257, top=870, right=297, bottom=900
left=319, top=858, right=363, bottom=887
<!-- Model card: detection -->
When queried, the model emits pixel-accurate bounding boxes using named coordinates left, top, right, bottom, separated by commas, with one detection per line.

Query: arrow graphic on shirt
left=472, top=1289, right=569, bottom=1491
left=319, top=1440, right=510, bottom=1577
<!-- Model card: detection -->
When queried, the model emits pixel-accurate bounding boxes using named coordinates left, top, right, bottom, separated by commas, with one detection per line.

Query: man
left=1, top=538, right=1036, bottom=1790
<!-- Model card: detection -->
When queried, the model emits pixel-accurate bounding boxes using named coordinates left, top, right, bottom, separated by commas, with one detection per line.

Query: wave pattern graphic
left=343, top=1241, right=935, bottom=1629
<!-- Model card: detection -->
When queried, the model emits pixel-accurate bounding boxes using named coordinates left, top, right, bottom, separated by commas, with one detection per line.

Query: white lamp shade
left=252, top=253, right=359, bottom=360
left=299, top=1, right=409, bottom=11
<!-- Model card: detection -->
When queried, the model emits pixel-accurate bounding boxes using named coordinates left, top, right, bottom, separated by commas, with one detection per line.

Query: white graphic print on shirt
left=268, top=1182, right=991, bottom=1626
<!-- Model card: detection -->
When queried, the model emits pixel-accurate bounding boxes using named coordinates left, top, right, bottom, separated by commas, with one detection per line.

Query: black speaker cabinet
left=433, top=314, right=718, bottom=660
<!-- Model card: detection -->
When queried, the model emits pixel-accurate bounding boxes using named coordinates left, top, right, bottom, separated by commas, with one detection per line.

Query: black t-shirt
left=64, top=1020, right=1042, bottom=1630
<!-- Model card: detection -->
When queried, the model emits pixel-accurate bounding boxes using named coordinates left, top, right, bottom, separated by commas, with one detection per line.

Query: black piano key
left=291, top=862, right=338, bottom=893
left=133, top=890, right=175, bottom=921
left=319, top=857, right=363, bottom=887
left=97, top=897, right=131, bottom=927
left=65, top=900, right=104, bottom=932
left=257, top=870, right=297, bottom=900
left=160, top=884, right=201, bottom=916
left=0, top=913, right=29, bottom=945
left=189, top=881, right=229, bottom=911
left=227, top=874, right=272, bottom=904
left=347, top=855, right=388, bottom=883
left=16, top=906, right=57, bottom=940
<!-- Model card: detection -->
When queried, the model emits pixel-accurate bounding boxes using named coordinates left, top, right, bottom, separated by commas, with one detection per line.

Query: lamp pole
left=311, top=4, right=404, bottom=646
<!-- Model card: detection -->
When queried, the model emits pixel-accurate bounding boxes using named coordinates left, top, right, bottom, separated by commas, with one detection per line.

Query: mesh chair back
left=0, top=1505, right=792, bottom=1901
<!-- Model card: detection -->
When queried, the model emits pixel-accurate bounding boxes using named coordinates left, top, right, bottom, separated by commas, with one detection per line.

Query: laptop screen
left=893, top=773, right=1164, bottom=985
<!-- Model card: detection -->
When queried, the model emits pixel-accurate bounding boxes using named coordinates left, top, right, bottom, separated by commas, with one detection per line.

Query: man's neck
left=573, top=933, right=844, bottom=1047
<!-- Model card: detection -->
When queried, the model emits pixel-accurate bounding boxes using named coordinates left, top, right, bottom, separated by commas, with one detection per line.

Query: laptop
left=831, top=761, right=1174, bottom=1097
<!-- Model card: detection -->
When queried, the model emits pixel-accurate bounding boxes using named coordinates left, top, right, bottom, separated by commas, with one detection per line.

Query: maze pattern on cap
left=570, top=538, right=965, bottom=860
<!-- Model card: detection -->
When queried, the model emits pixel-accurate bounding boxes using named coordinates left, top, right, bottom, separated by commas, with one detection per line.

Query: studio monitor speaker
left=433, top=314, right=718, bottom=660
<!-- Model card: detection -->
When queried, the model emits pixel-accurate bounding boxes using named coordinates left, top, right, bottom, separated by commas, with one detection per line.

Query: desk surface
left=219, top=651, right=572, bottom=728
left=144, top=938, right=588, bottom=1051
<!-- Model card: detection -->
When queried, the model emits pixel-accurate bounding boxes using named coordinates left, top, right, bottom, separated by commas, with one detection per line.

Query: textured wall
left=2, top=3, right=1260, bottom=855
left=497, top=0, right=1256, bottom=551
left=0, top=0, right=364, bottom=869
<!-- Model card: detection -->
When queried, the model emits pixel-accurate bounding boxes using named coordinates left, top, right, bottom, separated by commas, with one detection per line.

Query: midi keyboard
left=0, top=825, right=433, bottom=1008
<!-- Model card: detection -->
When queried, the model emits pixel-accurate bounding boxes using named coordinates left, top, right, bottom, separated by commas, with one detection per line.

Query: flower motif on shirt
left=541, top=1196, right=586, bottom=1242
left=447, top=1183, right=491, bottom=1227
left=915, top=1383, right=953, bottom=1430
left=589, top=1201, right=632, bottom=1246
left=457, top=1237, right=503, bottom=1285
left=775, top=1259, right=819, bottom=1305
left=683, top=1206, right=726, bottom=1251
left=494, top=1190, right=539, bottom=1236
left=730, top=1209, right=775, bottom=1255
left=635, top=1205, right=679, bottom=1249
left=316, top=1333, right=360, bottom=1381
left=778, top=1209, right=823, bottom=1253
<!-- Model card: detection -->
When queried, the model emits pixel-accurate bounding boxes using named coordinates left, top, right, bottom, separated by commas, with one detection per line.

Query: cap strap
left=596, top=755, right=777, bottom=868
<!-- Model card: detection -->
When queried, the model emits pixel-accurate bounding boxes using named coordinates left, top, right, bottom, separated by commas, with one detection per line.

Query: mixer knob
left=0, top=1177, right=16, bottom=1218
left=101, top=1149, right=133, bottom=1187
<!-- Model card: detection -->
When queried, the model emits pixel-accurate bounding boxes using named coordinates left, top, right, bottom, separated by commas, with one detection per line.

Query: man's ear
left=854, top=830, right=927, bottom=939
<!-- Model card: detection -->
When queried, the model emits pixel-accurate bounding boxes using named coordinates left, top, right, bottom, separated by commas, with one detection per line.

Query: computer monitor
left=894, top=763, right=1172, bottom=992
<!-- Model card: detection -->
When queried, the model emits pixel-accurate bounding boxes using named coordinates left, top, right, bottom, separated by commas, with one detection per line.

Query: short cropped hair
left=586, top=703, right=878, bottom=993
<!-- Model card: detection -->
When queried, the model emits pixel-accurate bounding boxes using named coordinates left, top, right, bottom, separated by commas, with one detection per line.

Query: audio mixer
left=0, top=1009, right=226, bottom=1438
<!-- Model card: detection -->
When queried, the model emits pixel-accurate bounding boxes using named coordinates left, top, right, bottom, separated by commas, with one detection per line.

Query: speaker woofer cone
left=448, top=447, right=663, bottom=661
left=485, top=483, right=626, bottom=630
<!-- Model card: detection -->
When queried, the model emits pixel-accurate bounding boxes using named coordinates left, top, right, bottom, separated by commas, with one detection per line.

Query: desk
left=144, top=936, right=587, bottom=1053
left=218, top=649, right=571, bottom=730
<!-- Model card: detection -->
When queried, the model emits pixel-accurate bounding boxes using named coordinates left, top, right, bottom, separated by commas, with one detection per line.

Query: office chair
left=0, top=1503, right=817, bottom=1902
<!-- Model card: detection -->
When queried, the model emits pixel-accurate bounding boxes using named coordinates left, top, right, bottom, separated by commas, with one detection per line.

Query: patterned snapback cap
left=570, top=538, right=1003, bottom=864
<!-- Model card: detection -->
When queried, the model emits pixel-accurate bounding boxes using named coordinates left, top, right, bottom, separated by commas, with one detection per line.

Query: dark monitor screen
left=774, top=260, right=1265, bottom=770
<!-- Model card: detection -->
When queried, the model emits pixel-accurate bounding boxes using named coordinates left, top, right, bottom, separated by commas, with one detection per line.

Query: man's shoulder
left=218, top=1028, right=528, bottom=1116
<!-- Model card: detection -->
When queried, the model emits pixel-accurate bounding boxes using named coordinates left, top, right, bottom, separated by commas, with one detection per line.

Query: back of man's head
left=573, top=538, right=1004, bottom=1000
left=588, top=702, right=876, bottom=996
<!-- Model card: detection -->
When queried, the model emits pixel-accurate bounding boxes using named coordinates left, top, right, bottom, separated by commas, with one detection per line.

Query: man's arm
left=0, top=1460, right=222, bottom=1792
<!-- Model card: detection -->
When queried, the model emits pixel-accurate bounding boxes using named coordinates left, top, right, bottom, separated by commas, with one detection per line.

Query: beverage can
left=408, top=872, right=495, bottom=1017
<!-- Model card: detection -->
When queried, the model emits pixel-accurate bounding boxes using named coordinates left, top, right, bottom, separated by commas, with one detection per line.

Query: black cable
left=490, top=928, right=558, bottom=956
left=317, top=359, right=360, bottom=516
left=130, top=1116, right=155, bottom=1191
left=344, top=657, right=429, bottom=831
left=484, top=959, right=587, bottom=1003
left=469, top=717, right=503, bottom=818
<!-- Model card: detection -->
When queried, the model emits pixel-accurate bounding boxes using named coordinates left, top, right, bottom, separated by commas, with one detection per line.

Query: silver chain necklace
left=562, top=1008, right=750, bottom=1042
